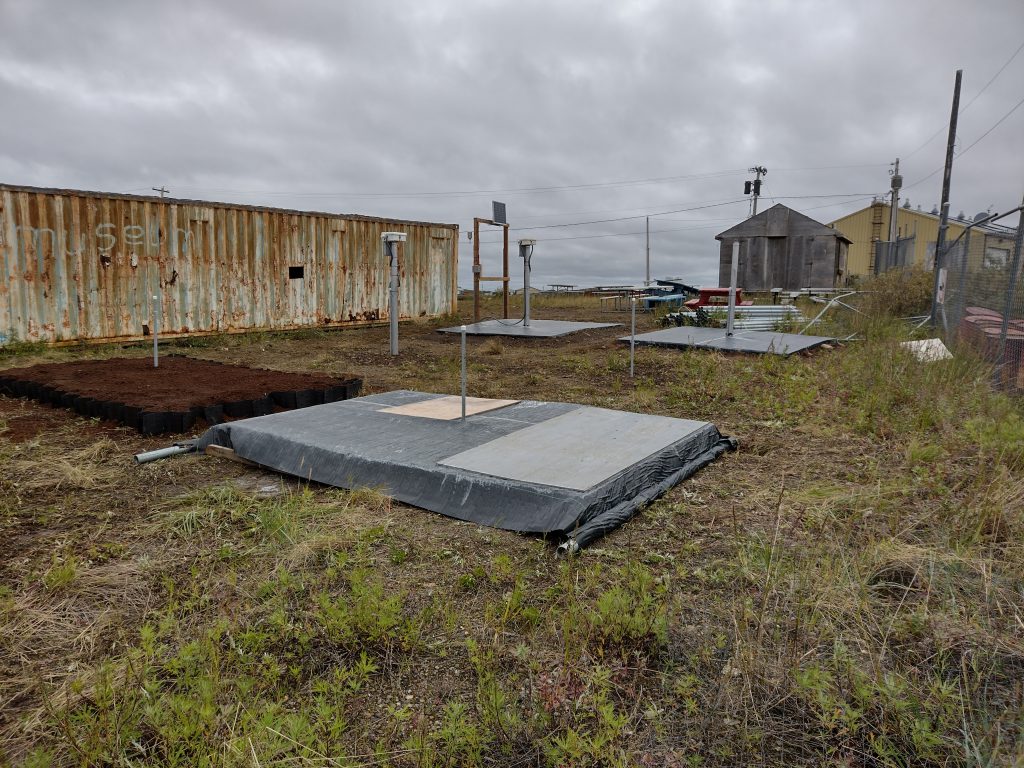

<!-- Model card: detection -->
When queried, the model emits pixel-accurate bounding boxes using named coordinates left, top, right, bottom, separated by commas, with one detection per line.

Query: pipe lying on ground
left=134, top=442, right=196, bottom=464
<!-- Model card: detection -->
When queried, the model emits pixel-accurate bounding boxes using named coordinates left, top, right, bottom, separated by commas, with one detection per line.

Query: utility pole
left=888, top=158, right=902, bottom=271
left=744, top=166, right=767, bottom=217
left=931, top=69, right=962, bottom=327
left=645, top=216, right=650, bottom=286
left=152, top=186, right=169, bottom=198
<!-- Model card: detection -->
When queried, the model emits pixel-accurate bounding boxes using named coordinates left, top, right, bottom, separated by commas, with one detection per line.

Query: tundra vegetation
left=1, top=281, right=1021, bottom=766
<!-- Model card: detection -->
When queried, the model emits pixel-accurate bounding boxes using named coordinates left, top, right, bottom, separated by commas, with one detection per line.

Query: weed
left=42, top=554, right=78, bottom=591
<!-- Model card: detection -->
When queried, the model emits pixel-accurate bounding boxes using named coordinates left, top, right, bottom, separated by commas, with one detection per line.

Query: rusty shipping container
left=0, top=184, right=459, bottom=344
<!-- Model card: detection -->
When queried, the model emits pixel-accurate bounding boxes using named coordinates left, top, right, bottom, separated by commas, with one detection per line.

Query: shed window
left=289, top=266, right=304, bottom=280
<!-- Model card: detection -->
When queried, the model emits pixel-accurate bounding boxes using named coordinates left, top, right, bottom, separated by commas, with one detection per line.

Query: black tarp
left=199, top=391, right=735, bottom=551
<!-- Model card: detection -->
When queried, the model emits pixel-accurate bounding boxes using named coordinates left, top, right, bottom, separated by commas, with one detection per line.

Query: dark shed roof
left=716, top=203, right=852, bottom=243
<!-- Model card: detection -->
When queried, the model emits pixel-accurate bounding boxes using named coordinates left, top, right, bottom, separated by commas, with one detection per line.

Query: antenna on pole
left=152, top=186, right=169, bottom=198
left=744, top=166, right=767, bottom=217
left=887, top=158, right=902, bottom=273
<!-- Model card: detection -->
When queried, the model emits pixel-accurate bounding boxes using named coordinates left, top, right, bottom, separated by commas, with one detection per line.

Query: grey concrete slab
left=621, top=326, right=832, bottom=356
left=199, top=390, right=734, bottom=550
left=439, top=319, right=620, bottom=337
left=439, top=407, right=706, bottom=491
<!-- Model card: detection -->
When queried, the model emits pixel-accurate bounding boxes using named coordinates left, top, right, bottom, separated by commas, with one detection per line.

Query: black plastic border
left=0, top=370, right=362, bottom=436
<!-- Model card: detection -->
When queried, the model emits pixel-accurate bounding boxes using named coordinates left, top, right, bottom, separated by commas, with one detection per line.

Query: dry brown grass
left=0, top=295, right=1022, bottom=766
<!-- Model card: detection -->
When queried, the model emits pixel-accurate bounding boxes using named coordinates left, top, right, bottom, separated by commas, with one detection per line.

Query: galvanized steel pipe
left=134, top=443, right=195, bottom=464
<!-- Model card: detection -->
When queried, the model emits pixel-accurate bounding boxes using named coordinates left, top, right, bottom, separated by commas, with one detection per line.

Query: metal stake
left=726, top=241, right=739, bottom=337
left=152, top=293, right=159, bottom=367
left=630, top=297, right=636, bottom=378
left=460, top=324, right=467, bottom=421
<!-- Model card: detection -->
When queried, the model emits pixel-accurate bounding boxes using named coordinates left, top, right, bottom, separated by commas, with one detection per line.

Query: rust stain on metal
left=0, top=184, right=459, bottom=344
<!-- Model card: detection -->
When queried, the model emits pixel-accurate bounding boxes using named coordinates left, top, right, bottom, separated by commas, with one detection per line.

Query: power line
left=166, top=168, right=749, bottom=200
left=509, top=198, right=747, bottom=231
left=505, top=193, right=877, bottom=233
left=905, top=94, right=1024, bottom=190
left=904, top=39, right=1024, bottom=160
left=956, top=93, right=1024, bottom=158
left=479, top=194, right=878, bottom=243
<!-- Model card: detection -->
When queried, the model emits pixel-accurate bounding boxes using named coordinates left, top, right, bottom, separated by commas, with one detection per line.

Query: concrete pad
left=622, top=326, right=832, bottom=356
left=380, top=395, right=519, bottom=420
left=198, top=390, right=734, bottom=551
left=439, top=407, right=706, bottom=491
left=439, top=319, right=620, bottom=338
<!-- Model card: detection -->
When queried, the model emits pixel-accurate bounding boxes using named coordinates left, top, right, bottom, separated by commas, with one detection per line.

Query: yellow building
left=829, top=200, right=1017, bottom=281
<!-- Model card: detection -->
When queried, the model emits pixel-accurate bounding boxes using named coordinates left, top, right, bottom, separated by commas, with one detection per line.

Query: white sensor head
left=381, top=232, right=408, bottom=243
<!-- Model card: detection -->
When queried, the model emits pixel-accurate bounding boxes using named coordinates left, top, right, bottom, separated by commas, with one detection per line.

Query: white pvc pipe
left=726, top=241, right=739, bottom=337
left=523, top=246, right=531, bottom=327
left=134, top=443, right=194, bottom=464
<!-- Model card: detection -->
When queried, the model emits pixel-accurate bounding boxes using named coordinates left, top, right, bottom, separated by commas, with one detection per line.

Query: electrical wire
left=904, top=39, right=1024, bottom=160
left=163, top=168, right=748, bottom=200
left=904, top=93, right=1024, bottom=190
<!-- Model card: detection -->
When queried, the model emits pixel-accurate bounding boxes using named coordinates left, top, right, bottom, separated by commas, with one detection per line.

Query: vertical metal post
left=645, top=216, right=650, bottom=286
left=888, top=158, right=901, bottom=274
left=955, top=229, right=971, bottom=337
left=630, top=298, right=636, bottom=378
left=460, top=325, right=467, bottom=421
left=152, top=293, right=159, bottom=367
left=389, top=242, right=399, bottom=356
left=383, top=232, right=407, bottom=356
left=502, top=224, right=510, bottom=319
left=726, top=241, right=739, bottom=337
left=473, top=218, right=481, bottom=324
left=996, top=198, right=1024, bottom=387
left=519, top=239, right=535, bottom=327
left=932, top=69, right=962, bottom=327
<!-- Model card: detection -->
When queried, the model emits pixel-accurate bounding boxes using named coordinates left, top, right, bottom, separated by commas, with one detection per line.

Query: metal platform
left=199, top=390, right=734, bottom=551
left=439, top=319, right=620, bottom=338
left=622, top=326, right=832, bottom=356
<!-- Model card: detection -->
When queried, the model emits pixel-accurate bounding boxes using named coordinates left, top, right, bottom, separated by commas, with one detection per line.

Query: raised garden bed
left=0, top=356, right=362, bottom=435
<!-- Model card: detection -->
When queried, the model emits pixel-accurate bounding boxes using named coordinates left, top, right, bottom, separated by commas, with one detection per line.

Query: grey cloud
left=1, top=0, right=1021, bottom=288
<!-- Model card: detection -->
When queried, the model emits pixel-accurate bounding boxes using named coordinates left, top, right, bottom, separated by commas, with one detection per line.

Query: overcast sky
left=1, top=0, right=1021, bottom=288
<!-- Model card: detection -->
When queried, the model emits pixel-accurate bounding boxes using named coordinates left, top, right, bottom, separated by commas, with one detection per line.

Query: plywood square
left=380, top=395, right=518, bottom=420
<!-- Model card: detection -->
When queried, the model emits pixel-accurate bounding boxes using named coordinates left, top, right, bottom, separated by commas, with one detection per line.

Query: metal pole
left=460, top=325, right=467, bottom=421
left=931, top=69, right=962, bottom=327
left=524, top=247, right=530, bottom=327
left=726, top=241, right=739, bottom=336
left=888, top=158, right=901, bottom=274
left=629, top=298, right=636, bottom=378
left=473, top=218, right=481, bottom=324
left=152, top=293, right=159, bottom=367
left=502, top=224, right=509, bottom=319
left=645, top=216, right=650, bottom=286
left=389, top=241, right=399, bottom=355
left=383, top=232, right=407, bottom=356
left=519, top=239, right=535, bottom=327
left=996, top=196, right=1024, bottom=387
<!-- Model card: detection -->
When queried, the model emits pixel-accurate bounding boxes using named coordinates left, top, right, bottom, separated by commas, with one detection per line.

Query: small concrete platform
left=439, top=319, right=620, bottom=338
left=199, top=390, right=734, bottom=551
left=622, top=326, right=832, bottom=356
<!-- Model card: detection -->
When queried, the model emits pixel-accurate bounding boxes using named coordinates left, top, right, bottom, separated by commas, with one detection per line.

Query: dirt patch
left=0, top=356, right=362, bottom=435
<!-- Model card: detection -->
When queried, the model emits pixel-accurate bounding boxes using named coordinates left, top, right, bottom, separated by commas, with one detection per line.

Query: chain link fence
left=936, top=212, right=1024, bottom=389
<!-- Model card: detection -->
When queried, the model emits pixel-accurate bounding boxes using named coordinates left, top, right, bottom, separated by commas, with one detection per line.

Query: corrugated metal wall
left=0, top=185, right=458, bottom=344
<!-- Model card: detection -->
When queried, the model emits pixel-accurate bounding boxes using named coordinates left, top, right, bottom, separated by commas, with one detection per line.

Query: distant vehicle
left=683, top=287, right=754, bottom=309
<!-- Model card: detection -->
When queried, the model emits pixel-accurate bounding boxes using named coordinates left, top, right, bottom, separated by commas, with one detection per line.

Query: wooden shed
left=716, top=204, right=851, bottom=291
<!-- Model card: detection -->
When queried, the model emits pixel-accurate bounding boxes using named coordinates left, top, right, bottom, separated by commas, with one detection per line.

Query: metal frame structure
left=472, top=217, right=510, bottom=323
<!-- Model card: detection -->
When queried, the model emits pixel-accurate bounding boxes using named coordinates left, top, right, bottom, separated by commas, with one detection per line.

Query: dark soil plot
left=0, top=356, right=362, bottom=436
